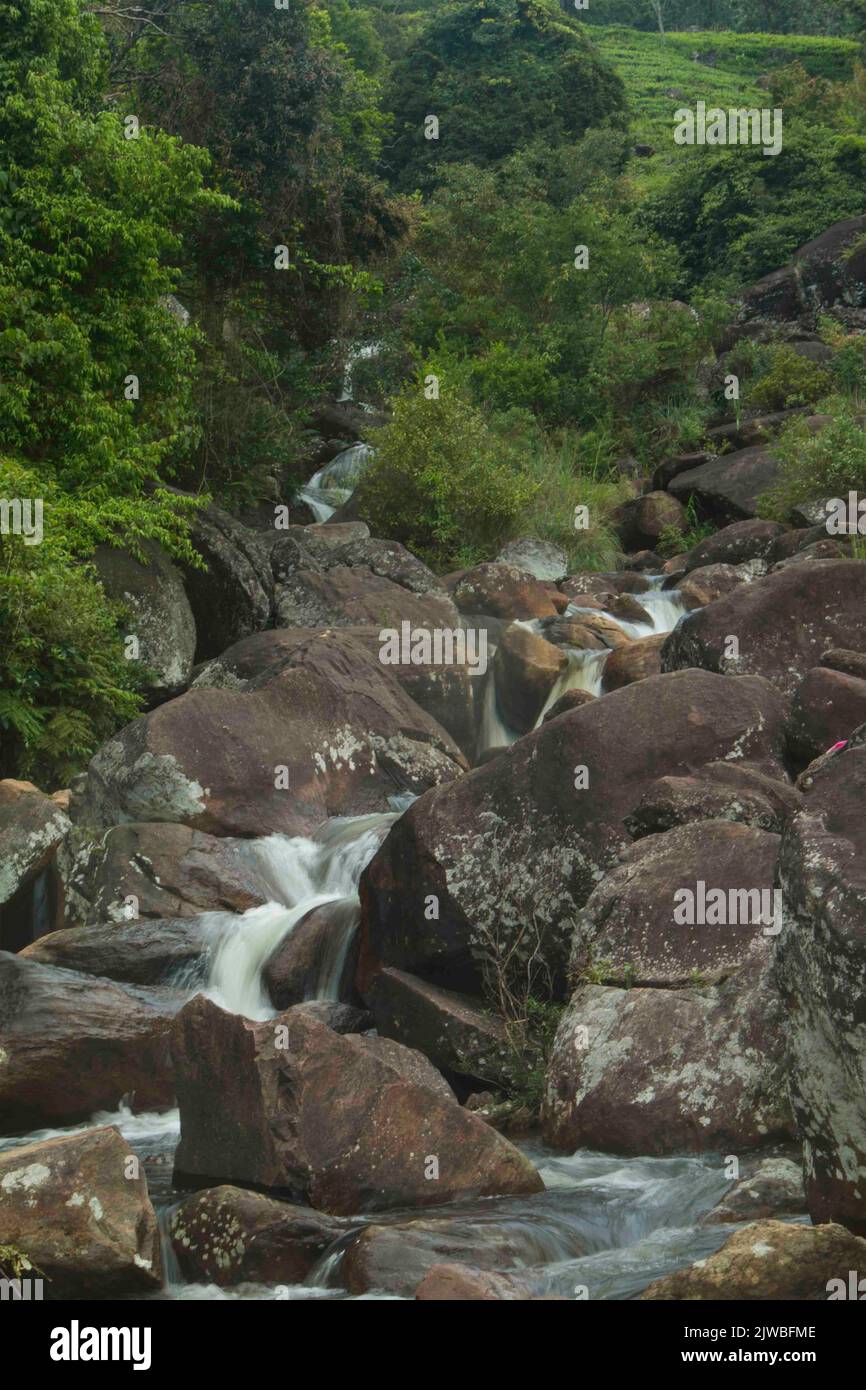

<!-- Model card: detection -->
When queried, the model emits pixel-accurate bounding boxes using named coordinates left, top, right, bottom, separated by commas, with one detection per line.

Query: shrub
left=757, top=401, right=866, bottom=522
left=354, top=387, right=537, bottom=570
left=749, top=346, right=834, bottom=411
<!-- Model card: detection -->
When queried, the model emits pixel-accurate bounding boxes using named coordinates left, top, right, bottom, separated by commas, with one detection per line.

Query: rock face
left=569, top=820, right=782, bottom=988
left=668, top=446, right=780, bottom=522
left=601, top=634, right=665, bottom=691
left=678, top=562, right=748, bottom=610
left=786, top=665, right=866, bottom=767
left=641, top=1221, right=866, bottom=1301
left=701, top=1154, right=804, bottom=1226
left=360, top=670, right=787, bottom=996
left=0, top=952, right=174, bottom=1132
left=71, top=631, right=466, bottom=838
left=448, top=563, right=559, bottom=621
left=0, top=1127, right=162, bottom=1298
left=0, top=782, right=69, bottom=952
left=542, top=966, right=792, bottom=1155
left=263, top=899, right=360, bottom=1009
left=662, top=561, right=866, bottom=702
left=775, top=740, right=866, bottom=1233
left=274, top=563, right=456, bottom=633
left=739, top=215, right=866, bottom=323
left=366, top=966, right=516, bottom=1088
left=683, top=519, right=785, bottom=572
left=71, top=821, right=265, bottom=924
left=625, top=762, right=802, bottom=838
left=172, top=996, right=543, bottom=1214
left=92, top=540, right=196, bottom=697
left=492, top=625, right=566, bottom=732
left=613, top=491, right=687, bottom=551
left=182, top=502, right=273, bottom=660
left=21, top=916, right=206, bottom=988
left=495, top=539, right=568, bottom=582
left=169, top=1186, right=344, bottom=1287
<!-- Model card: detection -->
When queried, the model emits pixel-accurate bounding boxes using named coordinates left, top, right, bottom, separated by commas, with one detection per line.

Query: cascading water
left=299, top=441, right=375, bottom=523
left=479, top=579, right=689, bottom=754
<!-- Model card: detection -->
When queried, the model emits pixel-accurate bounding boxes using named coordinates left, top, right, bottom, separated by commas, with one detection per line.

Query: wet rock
left=601, top=634, right=665, bottom=691
left=560, top=612, right=630, bottom=649
left=538, top=620, right=607, bottom=652
left=662, top=561, right=866, bottom=702
left=171, top=996, right=543, bottom=1214
left=625, top=762, right=803, bottom=838
left=20, top=916, right=207, bottom=987
left=360, top=670, right=787, bottom=996
left=71, top=821, right=265, bottom=924
left=561, top=572, right=651, bottom=598
left=0, top=953, right=174, bottom=1132
left=72, top=630, right=466, bottom=838
left=641, top=1221, right=866, bottom=1300
left=678, top=562, right=748, bottom=610
left=448, top=564, right=558, bottom=621
left=668, top=446, right=781, bottom=523
left=569, top=820, right=782, bottom=988
left=683, top=519, right=786, bottom=573
left=613, top=492, right=687, bottom=552
left=366, top=966, right=516, bottom=1089
left=542, top=688, right=596, bottom=721
left=492, top=625, right=566, bottom=732
left=263, top=899, right=360, bottom=1009
left=701, top=1154, right=805, bottom=1225
left=182, top=502, right=273, bottom=661
left=0, top=1126, right=162, bottom=1297
left=289, top=1000, right=371, bottom=1034
left=495, top=539, right=568, bottom=582
left=775, top=740, right=866, bottom=1232
left=786, top=665, right=866, bottom=767
left=0, top=782, right=69, bottom=952
left=542, top=966, right=792, bottom=1155
left=606, top=593, right=652, bottom=625
left=93, top=540, right=196, bottom=698
left=169, top=1186, right=345, bottom=1287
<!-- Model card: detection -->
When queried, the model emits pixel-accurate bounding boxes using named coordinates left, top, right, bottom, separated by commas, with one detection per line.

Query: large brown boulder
left=21, top=916, right=206, bottom=988
left=70, top=821, right=265, bottom=925
left=786, top=665, right=866, bottom=767
left=0, top=782, right=69, bottom=952
left=542, top=965, right=792, bottom=1155
left=0, top=952, right=174, bottom=1132
left=262, top=899, right=360, bottom=1009
left=624, top=762, right=803, bottom=838
left=683, top=519, right=786, bottom=573
left=492, top=625, right=566, bottom=732
left=662, top=561, right=866, bottom=702
left=569, top=820, right=782, bottom=988
left=668, top=446, right=781, bottom=523
left=274, top=565, right=456, bottom=632
left=447, top=564, right=558, bottom=621
left=775, top=738, right=866, bottom=1233
left=169, top=1186, right=345, bottom=1287
left=678, top=562, right=748, bottom=610
left=641, top=1221, right=866, bottom=1301
left=171, top=996, right=543, bottom=1214
left=612, top=491, right=687, bottom=552
left=92, top=539, right=196, bottom=698
left=0, top=1127, right=162, bottom=1298
left=71, top=630, right=466, bottom=838
left=182, top=502, right=273, bottom=661
left=601, top=634, right=665, bottom=691
left=359, top=670, right=787, bottom=995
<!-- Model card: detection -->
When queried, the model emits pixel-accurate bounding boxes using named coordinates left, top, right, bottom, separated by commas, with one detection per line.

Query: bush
left=749, top=346, right=835, bottom=411
left=353, top=387, right=537, bottom=570
left=757, top=402, right=866, bottom=522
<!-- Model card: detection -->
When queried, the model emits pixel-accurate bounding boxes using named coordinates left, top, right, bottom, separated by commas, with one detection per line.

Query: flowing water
left=299, top=441, right=375, bottom=523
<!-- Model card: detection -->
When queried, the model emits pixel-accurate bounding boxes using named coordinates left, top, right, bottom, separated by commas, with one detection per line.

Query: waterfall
left=202, top=813, right=395, bottom=1021
left=477, top=581, right=688, bottom=755
left=299, top=442, right=375, bottom=523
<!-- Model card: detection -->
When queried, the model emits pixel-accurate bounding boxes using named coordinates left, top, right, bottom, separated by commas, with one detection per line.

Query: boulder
left=542, top=966, right=792, bottom=1154
left=786, top=665, right=866, bottom=767
left=794, top=214, right=866, bottom=310
left=569, top=820, right=782, bottom=988
left=0, top=1127, right=162, bottom=1298
left=701, top=1153, right=804, bottom=1226
left=415, top=1264, right=544, bottom=1301
left=683, top=519, right=786, bottom=573
left=182, top=502, right=273, bottom=661
left=359, top=670, right=788, bottom=996
left=20, top=916, right=206, bottom=988
left=662, top=561, right=866, bottom=702
left=92, top=540, right=196, bottom=697
left=492, top=625, right=566, bottom=732
left=274, top=566, right=455, bottom=633
left=448, top=564, right=558, bottom=621
left=171, top=996, right=543, bottom=1214
left=559, top=611, right=630, bottom=649
left=820, top=648, right=866, bottom=683
left=601, top=634, right=665, bottom=691
left=625, top=762, right=802, bottom=838
left=366, top=966, right=516, bottom=1089
left=169, top=1186, right=345, bottom=1287
left=0, top=782, right=69, bottom=952
left=653, top=450, right=712, bottom=492
left=668, top=446, right=780, bottom=523
left=775, top=740, right=866, bottom=1232
left=71, top=631, right=466, bottom=838
left=542, top=688, right=596, bottom=722
left=495, top=539, right=568, bottom=582
left=561, top=572, right=650, bottom=598
left=641, top=1221, right=866, bottom=1301
left=0, top=952, right=174, bottom=1132
left=263, top=899, right=360, bottom=1009
left=678, top=562, right=749, bottom=610
left=537, top=619, right=607, bottom=652
left=70, top=821, right=265, bottom=924
left=613, top=491, right=687, bottom=552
